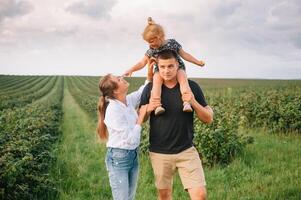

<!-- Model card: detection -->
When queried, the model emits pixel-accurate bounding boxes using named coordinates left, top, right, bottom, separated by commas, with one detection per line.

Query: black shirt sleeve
left=188, top=80, right=208, bottom=107
left=139, top=82, right=152, bottom=107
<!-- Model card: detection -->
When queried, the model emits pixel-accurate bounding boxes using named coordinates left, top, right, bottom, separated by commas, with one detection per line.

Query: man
left=140, top=49, right=213, bottom=200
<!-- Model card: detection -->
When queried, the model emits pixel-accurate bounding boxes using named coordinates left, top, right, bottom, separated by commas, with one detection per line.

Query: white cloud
left=0, top=0, right=300, bottom=79
left=0, top=0, right=33, bottom=23
left=65, top=0, right=117, bottom=19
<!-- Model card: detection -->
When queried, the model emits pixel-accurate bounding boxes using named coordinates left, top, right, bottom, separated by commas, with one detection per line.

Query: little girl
left=124, top=17, right=205, bottom=115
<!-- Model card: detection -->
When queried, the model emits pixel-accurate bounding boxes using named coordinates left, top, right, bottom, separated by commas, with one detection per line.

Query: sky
left=0, top=0, right=300, bottom=79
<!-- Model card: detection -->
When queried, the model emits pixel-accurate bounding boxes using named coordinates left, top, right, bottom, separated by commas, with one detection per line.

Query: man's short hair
left=157, top=49, right=177, bottom=60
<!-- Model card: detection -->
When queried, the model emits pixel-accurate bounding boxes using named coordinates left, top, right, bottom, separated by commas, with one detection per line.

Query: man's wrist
left=191, top=98, right=199, bottom=108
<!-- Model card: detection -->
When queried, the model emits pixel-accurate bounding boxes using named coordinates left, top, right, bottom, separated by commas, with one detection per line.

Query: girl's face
left=147, top=36, right=163, bottom=49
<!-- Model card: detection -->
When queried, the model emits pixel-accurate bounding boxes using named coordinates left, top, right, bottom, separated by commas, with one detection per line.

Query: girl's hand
left=123, top=70, right=133, bottom=77
left=198, top=60, right=205, bottom=67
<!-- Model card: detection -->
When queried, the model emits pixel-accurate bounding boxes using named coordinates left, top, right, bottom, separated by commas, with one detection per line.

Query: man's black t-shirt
left=139, top=80, right=207, bottom=154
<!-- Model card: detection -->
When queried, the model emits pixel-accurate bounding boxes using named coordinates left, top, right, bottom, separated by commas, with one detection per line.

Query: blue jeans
left=105, top=147, right=139, bottom=200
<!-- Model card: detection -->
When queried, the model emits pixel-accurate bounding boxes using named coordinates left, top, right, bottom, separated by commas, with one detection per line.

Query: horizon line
left=1, top=73, right=300, bottom=81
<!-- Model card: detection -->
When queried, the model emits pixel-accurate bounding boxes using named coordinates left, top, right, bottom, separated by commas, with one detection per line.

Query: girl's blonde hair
left=142, top=17, right=165, bottom=41
left=97, top=74, right=118, bottom=140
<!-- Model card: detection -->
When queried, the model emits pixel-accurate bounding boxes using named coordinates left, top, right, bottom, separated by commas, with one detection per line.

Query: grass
left=205, top=130, right=301, bottom=200
left=50, top=78, right=301, bottom=200
left=1, top=75, right=300, bottom=199
left=50, top=82, right=111, bottom=200
left=134, top=130, right=301, bottom=200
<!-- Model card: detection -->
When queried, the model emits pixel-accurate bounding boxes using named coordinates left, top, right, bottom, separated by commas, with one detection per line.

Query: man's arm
left=139, top=81, right=161, bottom=122
left=143, top=98, right=161, bottom=122
left=192, top=101, right=213, bottom=124
left=182, top=92, right=213, bottom=124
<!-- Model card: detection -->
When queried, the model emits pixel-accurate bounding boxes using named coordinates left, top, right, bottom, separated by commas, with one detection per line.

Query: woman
left=97, top=72, right=156, bottom=200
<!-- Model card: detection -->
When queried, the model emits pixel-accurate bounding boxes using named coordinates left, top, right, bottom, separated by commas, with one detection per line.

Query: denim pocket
left=108, top=148, right=134, bottom=170
left=111, top=148, right=130, bottom=158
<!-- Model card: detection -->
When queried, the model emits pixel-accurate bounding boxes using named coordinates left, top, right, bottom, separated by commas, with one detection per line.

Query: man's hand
left=147, top=96, right=161, bottom=113
left=140, top=98, right=160, bottom=122
left=184, top=91, right=214, bottom=124
left=182, top=92, right=195, bottom=104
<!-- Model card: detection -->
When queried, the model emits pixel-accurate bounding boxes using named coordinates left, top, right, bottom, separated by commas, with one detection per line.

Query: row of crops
left=1, top=75, right=300, bottom=199
left=66, top=76, right=99, bottom=119
left=0, top=76, right=64, bottom=200
left=67, top=76, right=301, bottom=166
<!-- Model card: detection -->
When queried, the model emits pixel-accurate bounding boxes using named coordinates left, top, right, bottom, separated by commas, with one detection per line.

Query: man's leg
left=149, top=152, right=176, bottom=200
left=158, top=189, right=172, bottom=200
left=187, top=187, right=207, bottom=200
left=176, top=147, right=207, bottom=200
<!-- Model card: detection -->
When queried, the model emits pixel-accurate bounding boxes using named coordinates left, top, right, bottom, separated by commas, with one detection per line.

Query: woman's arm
left=104, top=107, right=143, bottom=146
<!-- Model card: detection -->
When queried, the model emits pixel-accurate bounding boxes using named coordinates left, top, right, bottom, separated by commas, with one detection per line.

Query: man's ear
left=175, top=60, right=179, bottom=68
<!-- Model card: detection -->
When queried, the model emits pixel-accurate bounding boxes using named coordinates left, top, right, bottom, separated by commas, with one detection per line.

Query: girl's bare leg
left=177, top=69, right=193, bottom=112
left=152, top=72, right=165, bottom=115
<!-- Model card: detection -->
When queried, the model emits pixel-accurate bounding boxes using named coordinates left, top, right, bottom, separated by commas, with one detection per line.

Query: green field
left=0, top=75, right=300, bottom=200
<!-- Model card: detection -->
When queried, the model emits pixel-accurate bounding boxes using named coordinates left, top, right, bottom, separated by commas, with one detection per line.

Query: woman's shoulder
left=106, top=100, right=121, bottom=113
left=105, top=101, right=127, bottom=122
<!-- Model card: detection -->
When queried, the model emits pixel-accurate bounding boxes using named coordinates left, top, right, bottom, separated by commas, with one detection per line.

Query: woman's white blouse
left=104, top=81, right=148, bottom=150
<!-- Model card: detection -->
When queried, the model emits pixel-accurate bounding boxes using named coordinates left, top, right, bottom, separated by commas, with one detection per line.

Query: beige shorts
left=149, top=146, right=206, bottom=190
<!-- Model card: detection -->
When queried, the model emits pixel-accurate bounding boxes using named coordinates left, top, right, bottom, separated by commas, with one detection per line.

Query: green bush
left=66, top=76, right=301, bottom=167
left=193, top=97, right=253, bottom=166
left=237, top=87, right=301, bottom=133
left=0, top=77, right=63, bottom=200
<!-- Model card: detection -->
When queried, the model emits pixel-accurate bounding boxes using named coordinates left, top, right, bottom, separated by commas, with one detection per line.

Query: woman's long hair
left=97, top=74, right=118, bottom=140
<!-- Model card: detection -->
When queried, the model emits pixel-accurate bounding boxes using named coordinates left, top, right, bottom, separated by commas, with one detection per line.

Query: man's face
left=157, top=57, right=179, bottom=81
